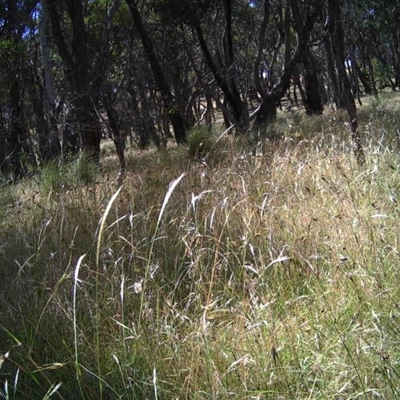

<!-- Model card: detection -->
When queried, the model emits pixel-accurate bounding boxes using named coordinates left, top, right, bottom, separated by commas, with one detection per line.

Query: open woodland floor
left=2, top=92, right=400, bottom=399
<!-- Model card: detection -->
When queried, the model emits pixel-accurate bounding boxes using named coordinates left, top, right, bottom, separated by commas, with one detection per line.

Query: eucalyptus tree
left=253, top=0, right=324, bottom=126
left=351, top=0, right=399, bottom=92
left=0, top=0, right=38, bottom=181
left=37, top=0, right=62, bottom=161
left=155, top=0, right=251, bottom=132
left=193, top=0, right=251, bottom=132
left=327, top=0, right=365, bottom=164
left=47, top=0, right=103, bottom=161
left=369, top=0, right=400, bottom=89
left=125, top=0, right=187, bottom=144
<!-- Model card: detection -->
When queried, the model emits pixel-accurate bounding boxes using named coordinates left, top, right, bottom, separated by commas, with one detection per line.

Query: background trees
left=0, top=0, right=396, bottom=181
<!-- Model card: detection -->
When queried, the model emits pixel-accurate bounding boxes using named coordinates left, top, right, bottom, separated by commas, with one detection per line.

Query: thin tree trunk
left=303, top=46, right=323, bottom=115
left=125, top=0, right=187, bottom=144
left=194, top=23, right=249, bottom=132
left=327, top=0, right=365, bottom=165
left=48, top=0, right=101, bottom=161
left=39, top=0, right=61, bottom=161
left=293, top=72, right=307, bottom=106
left=253, top=0, right=323, bottom=127
left=323, top=33, right=345, bottom=108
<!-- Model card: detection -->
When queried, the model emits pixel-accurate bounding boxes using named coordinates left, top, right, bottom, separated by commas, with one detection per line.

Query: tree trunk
left=323, top=33, right=345, bottom=108
left=327, top=0, right=365, bottom=165
left=302, top=47, right=323, bottom=115
left=38, top=0, right=61, bottom=162
left=354, top=59, right=372, bottom=95
left=102, top=90, right=126, bottom=184
left=48, top=0, right=101, bottom=161
left=222, top=0, right=248, bottom=131
left=125, top=0, right=187, bottom=144
left=253, top=0, right=323, bottom=126
left=194, top=22, right=249, bottom=132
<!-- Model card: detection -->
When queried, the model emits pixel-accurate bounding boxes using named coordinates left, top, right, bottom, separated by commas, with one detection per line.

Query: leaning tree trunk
left=125, top=0, right=187, bottom=144
left=101, top=88, right=126, bottom=185
left=194, top=22, right=249, bottom=132
left=327, top=0, right=365, bottom=165
left=253, top=0, right=323, bottom=127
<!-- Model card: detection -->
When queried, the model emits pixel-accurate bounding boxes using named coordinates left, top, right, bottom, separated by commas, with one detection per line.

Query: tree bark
left=38, top=0, right=61, bottom=161
left=253, top=0, right=323, bottom=127
left=194, top=21, right=249, bottom=132
left=327, top=0, right=365, bottom=165
left=302, top=46, right=323, bottom=115
left=48, top=0, right=101, bottom=161
left=125, top=0, right=187, bottom=144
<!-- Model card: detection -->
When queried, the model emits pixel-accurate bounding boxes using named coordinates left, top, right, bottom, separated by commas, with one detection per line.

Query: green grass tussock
left=1, top=93, right=400, bottom=398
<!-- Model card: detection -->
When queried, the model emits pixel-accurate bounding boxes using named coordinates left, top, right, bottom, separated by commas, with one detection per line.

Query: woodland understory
left=2, top=1, right=400, bottom=399
left=1, top=0, right=398, bottom=180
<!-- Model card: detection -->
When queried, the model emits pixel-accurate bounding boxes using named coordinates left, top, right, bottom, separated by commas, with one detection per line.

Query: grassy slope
left=1, top=93, right=400, bottom=399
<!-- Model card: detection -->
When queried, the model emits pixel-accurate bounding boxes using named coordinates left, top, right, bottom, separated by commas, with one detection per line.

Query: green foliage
left=39, top=160, right=64, bottom=196
left=36, top=153, right=99, bottom=197
left=0, top=39, right=27, bottom=57
left=372, top=58, right=394, bottom=88
left=187, top=126, right=215, bottom=159
left=0, top=184, right=15, bottom=225
left=70, top=152, right=99, bottom=186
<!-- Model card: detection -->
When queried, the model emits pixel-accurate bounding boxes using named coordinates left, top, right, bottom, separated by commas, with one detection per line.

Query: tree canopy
left=0, top=0, right=397, bottom=181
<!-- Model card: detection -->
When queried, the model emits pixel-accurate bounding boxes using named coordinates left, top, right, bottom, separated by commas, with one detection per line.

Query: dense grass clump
left=1, top=93, right=400, bottom=399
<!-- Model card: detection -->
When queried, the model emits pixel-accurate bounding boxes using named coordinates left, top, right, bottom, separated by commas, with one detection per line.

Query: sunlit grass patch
left=1, top=97, right=400, bottom=398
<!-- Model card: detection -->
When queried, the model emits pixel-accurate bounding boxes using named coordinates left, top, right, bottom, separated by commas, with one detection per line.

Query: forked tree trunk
left=253, top=0, right=323, bottom=127
left=194, top=22, right=249, bottom=132
left=125, top=0, right=187, bottom=144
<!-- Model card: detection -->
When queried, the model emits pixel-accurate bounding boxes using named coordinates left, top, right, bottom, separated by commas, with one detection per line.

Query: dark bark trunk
left=204, top=89, right=214, bottom=130
left=303, top=47, right=323, bottom=115
left=125, top=0, right=187, bottom=144
left=366, top=54, right=378, bottom=98
left=255, top=95, right=278, bottom=126
left=354, top=59, right=372, bottom=95
left=194, top=23, right=249, bottom=132
left=253, top=0, right=323, bottom=126
left=327, top=0, right=365, bottom=165
left=323, top=33, right=345, bottom=108
left=347, top=57, right=362, bottom=106
left=172, top=71, right=196, bottom=131
left=221, top=95, right=232, bottom=130
left=38, top=0, right=61, bottom=162
left=48, top=0, right=101, bottom=161
left=103, top=93, right=126, bottom=184
left=222, top=0, right=246, bottom=127
left=67, top=0, right=101, bottom=161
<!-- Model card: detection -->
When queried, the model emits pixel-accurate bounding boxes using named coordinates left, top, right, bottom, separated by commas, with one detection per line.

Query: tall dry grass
left=1, top=93, right=400, bottom=398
